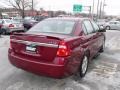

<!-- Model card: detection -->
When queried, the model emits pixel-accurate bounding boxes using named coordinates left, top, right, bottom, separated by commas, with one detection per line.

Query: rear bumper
left=8, top=50, right=65, bottom=78
left=7, top=28, right=24, bottom=33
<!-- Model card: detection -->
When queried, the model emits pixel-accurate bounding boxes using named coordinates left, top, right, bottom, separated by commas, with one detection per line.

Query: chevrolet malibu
left=8, top=17, right=106, bottom=78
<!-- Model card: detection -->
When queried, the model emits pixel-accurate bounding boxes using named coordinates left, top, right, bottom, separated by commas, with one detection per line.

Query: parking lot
left=0, top=30, right=120, bottom=90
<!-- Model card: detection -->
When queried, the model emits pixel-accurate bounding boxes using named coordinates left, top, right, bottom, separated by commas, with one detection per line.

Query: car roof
left=46, top=17, right=91, bottom=22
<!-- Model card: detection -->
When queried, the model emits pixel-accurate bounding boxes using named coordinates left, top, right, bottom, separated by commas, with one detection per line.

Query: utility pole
left=102, top=0, right=106, bottom=18
left=22, top=0, right=25, bottom=18
left=103, top=0, right=105, bottom=12
left=99, top=1, right=102, bottom=19
left=92, top=0, right=95, bottom=20
left=97, top=0, right=100, bottom=19
left=32, top=0, right=33, bottom=16
left=89, top=6, right=92, bottom=17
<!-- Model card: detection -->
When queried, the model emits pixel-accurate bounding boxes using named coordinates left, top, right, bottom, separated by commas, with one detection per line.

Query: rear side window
left=82, top=23, right=87, bottom=35
left=4, top=19, right=12, bottom=23
left=83, top=20, right=94, bottom=34
left=91, top=21, right=99, bottom=31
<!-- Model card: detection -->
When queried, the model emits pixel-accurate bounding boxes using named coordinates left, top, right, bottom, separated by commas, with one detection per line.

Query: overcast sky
left=0, top=0, right=120, bottom=15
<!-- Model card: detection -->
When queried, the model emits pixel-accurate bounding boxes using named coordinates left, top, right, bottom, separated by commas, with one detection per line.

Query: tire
left=99, top=40, right=105, bottom=53
left=1, top=29, right=6, bottom=35
left=79, top=55, right=89, bottom=77
left=2, top=31, right=6, bottom=35
left=106, top=26, right=110, bottom=30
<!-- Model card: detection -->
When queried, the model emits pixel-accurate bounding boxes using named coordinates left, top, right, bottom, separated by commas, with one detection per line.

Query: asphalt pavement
left=0, top=30, right=120, bottom=90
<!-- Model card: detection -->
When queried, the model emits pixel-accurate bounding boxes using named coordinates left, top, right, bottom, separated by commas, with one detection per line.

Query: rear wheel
left=1, top=29, right=6, bottom=35
left=79, top=55, right=89, bottom=77
left=99, top=40, right=105, bottom=53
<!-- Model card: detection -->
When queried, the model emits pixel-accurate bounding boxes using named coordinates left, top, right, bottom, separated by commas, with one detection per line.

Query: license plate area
left=26, top=44, right=36, bottom=52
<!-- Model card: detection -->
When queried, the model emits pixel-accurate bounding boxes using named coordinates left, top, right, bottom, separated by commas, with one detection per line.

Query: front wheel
left=106, top=26, right=110, bottom=30
left=79, top=55, right=89, bottom=77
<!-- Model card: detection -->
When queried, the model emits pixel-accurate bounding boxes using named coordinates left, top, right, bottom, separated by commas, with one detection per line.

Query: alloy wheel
left=81, top=56, right=88, bottom=75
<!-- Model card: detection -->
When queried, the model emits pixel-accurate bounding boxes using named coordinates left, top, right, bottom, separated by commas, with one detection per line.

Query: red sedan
left=8, top=17, right=106, bottom=78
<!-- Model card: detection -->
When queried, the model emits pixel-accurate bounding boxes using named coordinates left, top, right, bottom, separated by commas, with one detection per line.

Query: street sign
left=73, top=4, right=83, bottom=13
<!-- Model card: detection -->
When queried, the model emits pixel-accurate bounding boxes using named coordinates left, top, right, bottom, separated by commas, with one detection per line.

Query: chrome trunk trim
left=11, top=39, right=58, bottom=48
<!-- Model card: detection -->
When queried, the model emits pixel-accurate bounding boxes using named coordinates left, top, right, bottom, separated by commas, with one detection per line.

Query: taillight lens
left=10, top=39, right=12, bottom=49
left=10, top=36, right=13, bottom=49
left=0, top=25, right=3, bottom=28
left=57, top=41, right=71, bottom=57
left=9, top=24, right=14, bottom=28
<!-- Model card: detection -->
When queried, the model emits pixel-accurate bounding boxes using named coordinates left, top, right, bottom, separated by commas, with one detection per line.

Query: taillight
left=57, top=41, right=71, bottom=57
left=9, top=24, right=14, bottom=28
left=10, top=35, right=13, bottom=49
left=0, top=25, right=3, bottom=28
left=9, top=38, right=13, bottom=53
left=10, top=39, right=12, bottom=49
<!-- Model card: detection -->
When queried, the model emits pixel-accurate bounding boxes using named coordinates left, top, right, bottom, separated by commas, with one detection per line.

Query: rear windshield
left=11, top=20, right=20, bottom=23
left=28, top=20, right=75, bottom=35
left=4, top=19, right=12, bottom=23
left=24, top=19, right=37, bottom=23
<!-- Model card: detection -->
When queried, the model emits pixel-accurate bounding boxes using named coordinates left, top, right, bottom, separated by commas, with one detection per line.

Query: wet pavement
left=0, top=30, right=120, bottom=90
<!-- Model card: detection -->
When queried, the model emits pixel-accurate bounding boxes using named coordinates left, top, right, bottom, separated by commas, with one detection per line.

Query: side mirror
left=98, top=26, right=106, bottom=32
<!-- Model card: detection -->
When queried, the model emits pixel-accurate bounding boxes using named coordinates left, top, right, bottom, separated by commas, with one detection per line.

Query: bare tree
left=5, top=0, right=33, bottom=18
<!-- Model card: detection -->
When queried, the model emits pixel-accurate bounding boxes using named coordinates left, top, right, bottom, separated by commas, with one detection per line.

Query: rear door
left=115, top=22, right=120, bottom=30
left=90, top=20, right=104, bottom=51
left=82, top=20, right=98, bottom=58
left=109, top=22, right=117, bottom=29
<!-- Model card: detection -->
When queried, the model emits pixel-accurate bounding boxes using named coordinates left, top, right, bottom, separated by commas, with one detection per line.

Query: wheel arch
left=106, top=26, right=110, bottom=30
left=84, top=49, right=90, bottom=60
left=81, top=48, right=90, bottom=61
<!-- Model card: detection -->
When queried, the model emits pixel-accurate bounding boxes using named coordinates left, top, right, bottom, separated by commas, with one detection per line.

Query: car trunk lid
left=10, top=33, right=71, bottom=62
